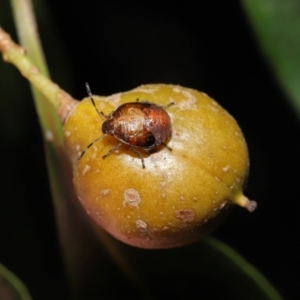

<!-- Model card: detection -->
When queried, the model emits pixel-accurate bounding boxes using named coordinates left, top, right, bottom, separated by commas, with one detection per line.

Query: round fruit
left=64, top=84, right=256, bottom=249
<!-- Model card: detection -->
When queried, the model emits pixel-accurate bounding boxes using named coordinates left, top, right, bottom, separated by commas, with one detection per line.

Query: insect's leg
left=85, top=82, right=107, bottom=120
left=154, top=102, right=175, bottom=109
left=135, top=98, right=174, bottom=109
left=163, top=143, right=172, bottom=151
left=100, top=111, right=108, bottom=119
left=165, top=102, right=175, bottom=109
left=78, top=135, right=103, bottom=160
left=137, top=98, right=152, bottom=106
left=103, top=143, right=122, bottom=160
left=130, top=147, right=145, bottom=168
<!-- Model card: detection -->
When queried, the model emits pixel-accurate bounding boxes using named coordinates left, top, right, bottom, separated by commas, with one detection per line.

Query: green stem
left=0, top=26, right=76, bottom=124
left=11, top=0, right=50, bottom=77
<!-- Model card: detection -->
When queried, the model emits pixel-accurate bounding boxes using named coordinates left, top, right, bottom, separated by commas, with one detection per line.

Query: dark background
left=0, top=1, right=299, bottom=299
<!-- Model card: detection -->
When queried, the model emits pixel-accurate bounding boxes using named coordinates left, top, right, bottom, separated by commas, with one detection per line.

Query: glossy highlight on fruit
left=64, top=84, right=256, bottom=249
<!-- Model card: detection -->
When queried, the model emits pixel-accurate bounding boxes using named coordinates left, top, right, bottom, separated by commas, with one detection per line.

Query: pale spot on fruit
left=161, top=172, right=168, bottom=179
left=133, top=86, right=159, bottom=94
left=174, top=130, right=181, bottom=137
left=160, top=181, right=167, bottom=188
left=100, top=189, right=110, bottom=197
left=222, top=165, right=230, bottom=172
left=123, top=188, right=141, bottom=208
left=64, top=130, right=71, bottom=137
left=136, top=219, right=148, bottom=233
left=177, top=100, right=197, bottom=111
left=82, top=164, right=91, bottom=175
left=98, top=102, right=107, bottom=110
left=209, top=106, right=220, bottom=113
left=173, top=86, right=197, bottom=110
left=174, top=209, right=195, bottom=222
left=95, top=211, right=101, bottom=220
left=196, top=137, right=204, bottom=145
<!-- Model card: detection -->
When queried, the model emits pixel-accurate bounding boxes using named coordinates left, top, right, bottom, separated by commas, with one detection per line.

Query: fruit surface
left=64, top=84, right=253, bottom=248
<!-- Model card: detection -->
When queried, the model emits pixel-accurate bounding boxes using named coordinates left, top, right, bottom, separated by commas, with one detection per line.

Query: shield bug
left=78, top=83, right=174, bottom=168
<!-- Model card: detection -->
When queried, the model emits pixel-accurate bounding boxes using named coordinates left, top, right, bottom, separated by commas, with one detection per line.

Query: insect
left=79, top=83, right=174, bottom=168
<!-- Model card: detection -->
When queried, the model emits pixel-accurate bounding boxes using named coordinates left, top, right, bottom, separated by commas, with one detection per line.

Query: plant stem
left=0, top=27, right=76, bottom=123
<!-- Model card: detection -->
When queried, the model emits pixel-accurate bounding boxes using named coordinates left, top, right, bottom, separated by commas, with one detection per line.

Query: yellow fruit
left=64, top=84, right=256, bottom=249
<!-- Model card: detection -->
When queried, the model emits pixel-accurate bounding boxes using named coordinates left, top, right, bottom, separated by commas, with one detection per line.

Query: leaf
left=0, top=263, right=32, bottom=300
left=241, top=0, right=300, bottom=119
left=121, top=237, right=283, bottom=299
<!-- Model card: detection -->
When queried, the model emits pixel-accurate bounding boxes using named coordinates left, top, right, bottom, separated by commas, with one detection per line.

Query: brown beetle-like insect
left=79, top=83, right=174, bottom=168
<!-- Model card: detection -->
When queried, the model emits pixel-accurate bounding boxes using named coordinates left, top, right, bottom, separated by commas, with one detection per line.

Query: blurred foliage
left=0, top=263, right=32, bottom=300
left=242, top=0, right=300, bottom=120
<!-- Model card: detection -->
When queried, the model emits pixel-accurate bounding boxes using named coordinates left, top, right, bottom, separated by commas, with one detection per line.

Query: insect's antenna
left=78, top=135, right=103, bottom=160
left=85, top=82, right=106, bottom=120
left=165, top=102, right=175, bottom=109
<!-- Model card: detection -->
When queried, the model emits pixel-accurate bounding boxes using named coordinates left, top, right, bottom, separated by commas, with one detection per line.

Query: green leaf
left=0, top=263, right=32, bottom=300
left=121, top=237, right=282, bottom=299
left=241, top=0, right=300, bottom=119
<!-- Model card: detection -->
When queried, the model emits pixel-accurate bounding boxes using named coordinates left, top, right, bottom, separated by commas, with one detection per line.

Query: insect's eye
left=146, top=135, right=156, bottom=146
left=102, top=120, right=111, bottom=134
left=141, top=101, right=152, bottom=107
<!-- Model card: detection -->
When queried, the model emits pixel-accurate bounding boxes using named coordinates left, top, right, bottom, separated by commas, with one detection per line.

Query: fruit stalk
left=0, top=26, right=77, bottom=123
